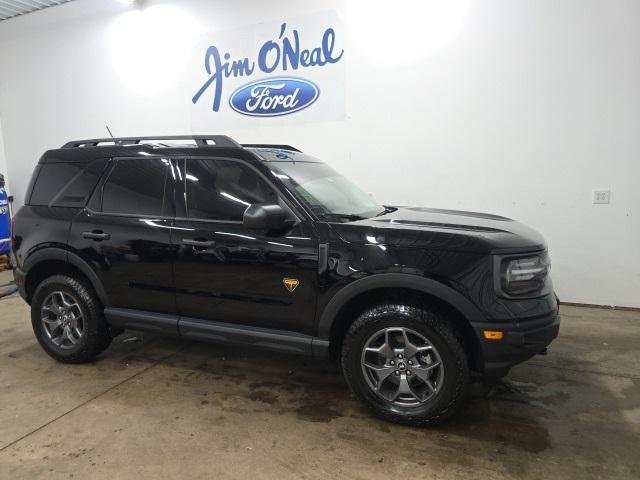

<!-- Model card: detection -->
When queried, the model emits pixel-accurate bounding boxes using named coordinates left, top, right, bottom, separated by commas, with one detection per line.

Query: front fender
left=315, top=273, right=484, bottom=339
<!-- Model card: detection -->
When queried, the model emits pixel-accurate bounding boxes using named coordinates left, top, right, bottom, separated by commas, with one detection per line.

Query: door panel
left=68, top=157, right=178, bottom=313
left=70, top=212, right=177, bottom=313
left=172, top=157, right=318, bottom=335
left=173, top=220, right=317, bottom=333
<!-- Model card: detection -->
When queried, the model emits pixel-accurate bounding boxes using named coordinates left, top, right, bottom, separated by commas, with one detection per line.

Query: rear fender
left=23, top=247, right=109, bottom=306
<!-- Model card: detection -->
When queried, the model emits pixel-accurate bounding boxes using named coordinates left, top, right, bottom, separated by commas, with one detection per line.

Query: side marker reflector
left=483, top=330, right=504, bottom=340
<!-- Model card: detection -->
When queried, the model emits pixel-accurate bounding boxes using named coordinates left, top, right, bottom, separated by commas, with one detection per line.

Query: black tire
left=31, top=274, right=112, bottom=363
left=341, top=302, right=469, bottom=427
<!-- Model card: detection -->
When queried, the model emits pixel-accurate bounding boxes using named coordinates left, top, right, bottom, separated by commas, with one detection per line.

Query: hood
left=328, top=207, right=546, bottom=254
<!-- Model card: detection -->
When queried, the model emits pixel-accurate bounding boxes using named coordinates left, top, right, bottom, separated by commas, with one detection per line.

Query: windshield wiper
left=375, top=206, right=394, bottom=217
left=319, top=213, right=366, bottom=222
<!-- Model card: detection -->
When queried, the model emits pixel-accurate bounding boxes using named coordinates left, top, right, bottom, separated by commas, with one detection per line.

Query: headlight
left=500, top=252, right=550, bottom=296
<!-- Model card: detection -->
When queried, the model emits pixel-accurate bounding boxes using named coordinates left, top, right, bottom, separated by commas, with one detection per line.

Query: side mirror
left=243, top=204, right=289, bottom=232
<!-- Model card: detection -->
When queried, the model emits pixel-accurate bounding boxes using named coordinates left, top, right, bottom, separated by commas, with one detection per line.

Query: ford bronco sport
left=12, top=135, right=559, bottom=426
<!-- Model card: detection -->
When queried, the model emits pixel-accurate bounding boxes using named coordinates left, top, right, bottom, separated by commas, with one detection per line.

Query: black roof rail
left=242, top=144, right=301, bottom=152
left=62, top=135, right=241, bottom=148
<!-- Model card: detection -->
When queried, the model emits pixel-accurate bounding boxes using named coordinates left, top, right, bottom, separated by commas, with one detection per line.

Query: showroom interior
left=0, top=0, right=638, bottom=478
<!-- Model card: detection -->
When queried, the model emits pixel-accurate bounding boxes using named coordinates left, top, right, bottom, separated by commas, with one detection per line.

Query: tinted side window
left=185, top=159, right=278, bottom=221
left=102, top=159, right=170, bottom=216
left=24, top=165, right=42, bottom=205
left=29, top=159, right=108, bottom=207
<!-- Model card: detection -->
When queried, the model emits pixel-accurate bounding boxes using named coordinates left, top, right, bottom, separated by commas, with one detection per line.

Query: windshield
left=268, top=161, right=385, bottom=220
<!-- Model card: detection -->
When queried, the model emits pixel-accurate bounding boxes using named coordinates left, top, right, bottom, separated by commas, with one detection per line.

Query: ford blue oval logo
left=229, top=77, right=319, bottom=117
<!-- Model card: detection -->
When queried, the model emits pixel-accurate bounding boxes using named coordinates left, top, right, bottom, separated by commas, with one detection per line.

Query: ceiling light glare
left=347, top=0, right=470, bottom=67
left=108, top=5, right=203, bottom=94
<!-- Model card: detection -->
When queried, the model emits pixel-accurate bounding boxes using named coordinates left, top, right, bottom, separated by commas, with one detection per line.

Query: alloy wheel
left=40, top=291, right=85, bottom=349
left=361, top=326, right=444, bottom=407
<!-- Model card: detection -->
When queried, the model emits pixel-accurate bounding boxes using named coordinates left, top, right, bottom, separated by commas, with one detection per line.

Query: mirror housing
left=243, top=204, right=289, bottom=232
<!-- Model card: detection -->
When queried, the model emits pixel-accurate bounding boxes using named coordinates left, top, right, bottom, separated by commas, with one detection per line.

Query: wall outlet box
left=593, top=189, right=611, bottom=204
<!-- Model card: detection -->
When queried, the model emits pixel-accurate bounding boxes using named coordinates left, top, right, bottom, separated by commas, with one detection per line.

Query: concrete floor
left=0, top=269, right=638, bottom=479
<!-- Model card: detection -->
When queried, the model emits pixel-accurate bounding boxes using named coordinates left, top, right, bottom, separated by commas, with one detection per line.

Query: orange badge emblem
left=283, top=278, right=299, bottom=292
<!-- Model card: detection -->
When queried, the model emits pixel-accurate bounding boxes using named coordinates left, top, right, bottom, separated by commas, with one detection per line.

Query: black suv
left=12, top=135, right=559, bottom=426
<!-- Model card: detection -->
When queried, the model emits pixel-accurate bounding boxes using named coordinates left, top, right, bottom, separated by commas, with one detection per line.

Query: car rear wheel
left=342, top=302, right=469, bottom=426
left=31, top=275, right=112, bottom=363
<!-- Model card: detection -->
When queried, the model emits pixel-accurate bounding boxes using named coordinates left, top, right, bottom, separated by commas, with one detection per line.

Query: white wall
left=0, top=0, right=638, bottom=307
left=0, top=116, right=7, bottom=195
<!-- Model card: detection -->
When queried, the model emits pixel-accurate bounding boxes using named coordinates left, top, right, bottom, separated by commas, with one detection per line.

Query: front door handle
left=182, top=239, right=216, bottom=248
left=82, top=231, right=110, bottom=241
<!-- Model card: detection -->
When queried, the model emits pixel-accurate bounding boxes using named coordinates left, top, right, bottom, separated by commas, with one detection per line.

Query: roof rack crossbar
left=62, top=135, right=241, bottom=149
left=242, top=144, right=301, bottom=152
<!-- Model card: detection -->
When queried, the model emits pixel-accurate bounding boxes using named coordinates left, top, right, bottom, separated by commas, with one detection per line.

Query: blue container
left=0, top=182, right=10, bottom=255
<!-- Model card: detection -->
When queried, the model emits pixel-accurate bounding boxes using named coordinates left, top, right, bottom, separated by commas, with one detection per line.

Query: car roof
left=38, top=136, right=309, bottom=164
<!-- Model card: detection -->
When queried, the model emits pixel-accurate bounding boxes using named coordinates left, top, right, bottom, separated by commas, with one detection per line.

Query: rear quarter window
left=29, top=160, right=109, bottom=207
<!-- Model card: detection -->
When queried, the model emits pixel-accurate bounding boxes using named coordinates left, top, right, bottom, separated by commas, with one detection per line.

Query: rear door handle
left=82, top=231, right=110, bottom=241
left=182, top=239, right=216, bottom=248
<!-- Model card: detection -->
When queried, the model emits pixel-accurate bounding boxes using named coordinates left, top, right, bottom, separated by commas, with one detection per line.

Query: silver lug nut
left=407, top=370, right=412, bottom=376
left=397, top=354, right=403, bottom=359
left=408, top=360, right=413, bottom=365
left=390, top=360, right=395, bottom=365
left=394, top=370, right=400, bottom=376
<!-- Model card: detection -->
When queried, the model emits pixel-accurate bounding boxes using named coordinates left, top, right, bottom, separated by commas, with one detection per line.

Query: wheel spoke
left=41, top=304, right=57, bottom=314
left=61, top=294, right=74, bottom=309
left=411, top=362, right=440, bottom=382
left=64, top=326, right=78, bottom=345
left=55, top=292, right=67, bottom=310
left=398, top=329, right=420, bottom=358
left=364, top=343, right=393, bottom=359
left=42, top=318, right=62, bottom=337
left=43, top=317, right=61, bottom=328
left=364, top=363, right=396, bottom=386
left=49, top=293, right=58, bottom=308
left=380, top=328, right=394, bottom=359
left=70, top=314, right=83, bottom=330
left=392, top=375, right=420, bottom=402
left=416, top=345, right=434, bottom=353
left=364, top=329, right=394, bottom=360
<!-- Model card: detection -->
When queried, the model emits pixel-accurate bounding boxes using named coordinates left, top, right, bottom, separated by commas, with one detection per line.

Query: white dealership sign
left=189, top=12, right=345, bottom=129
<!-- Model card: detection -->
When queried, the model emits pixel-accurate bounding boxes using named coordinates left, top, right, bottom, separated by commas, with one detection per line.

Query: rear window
left=29, top=160, right=109, bottom=207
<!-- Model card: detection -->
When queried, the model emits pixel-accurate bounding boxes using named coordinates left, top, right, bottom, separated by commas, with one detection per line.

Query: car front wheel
left=341, top=302, right=469, bottom=426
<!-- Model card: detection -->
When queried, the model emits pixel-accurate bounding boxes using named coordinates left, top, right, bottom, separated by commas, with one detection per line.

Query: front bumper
left=472, top=310, right=560, bottom=378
